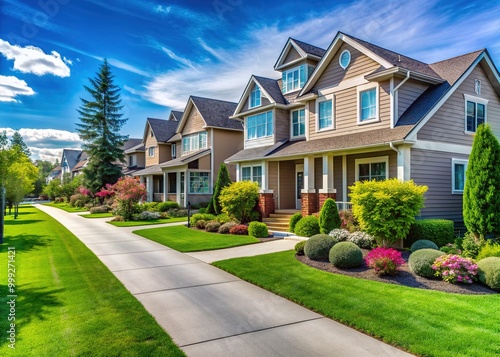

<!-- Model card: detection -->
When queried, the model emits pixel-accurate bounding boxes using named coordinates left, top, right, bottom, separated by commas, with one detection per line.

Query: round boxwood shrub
left=304, top=234, right=336, bottom=261
left=295, top=241, right=306, bottom=255
left=408, top=249, right=445, bottom=278
left=410, top=239, right=439, bottom=253
left=205, top=220, right=221, bottom=232
left=477, top=257, right=500, bottom=291
left=294, top=215, right=320, bottom=237
left=329, top=241, right=363, bottom=268
left=289, top=212, right=303, bottom=233
left=195, top=219, right=207, bottom=229
left=248, top=221, right=269, bottom=238
left=218, top=222, right=238, bottom=234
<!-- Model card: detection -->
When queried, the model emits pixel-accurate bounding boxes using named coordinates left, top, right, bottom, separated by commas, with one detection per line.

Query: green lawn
left=0, top=206, right=185, bottom=356
left=79, top=212, right=114, bottom=218
left=109, top=216, right=188, bottom=227
left=213, top=250, right=500, bottom=357
left=134, top=225, right=260, bottom=252
left=42, top=201, right=87, bottom=213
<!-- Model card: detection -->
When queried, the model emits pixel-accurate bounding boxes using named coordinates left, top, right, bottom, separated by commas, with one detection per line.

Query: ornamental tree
left=219, top=181, right=259, bottom=223
left=349, top=178, right=427, bottom=247
left=318, top=198, right=341, bottom=234
left=463, top=124, right=500, bottom=239
left=111, top=177, right=146, bottom=220
left=207, top=163, right=232, bottom=215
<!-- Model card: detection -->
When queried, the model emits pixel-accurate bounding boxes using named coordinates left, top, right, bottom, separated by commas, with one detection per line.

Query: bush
left=112, top=177, right=147, bottom=221
left=440, top=243, right=462, bottom=255
left=216, top=213, right=233, bottom=224
left=70, top=193, right=86, bottom=207
left=229, top=224, right=248, bottom=235
left=248, top=221, right=269, bottom=238
left=350, top=178, right=427, bottom=246
left=207, top=163, right=232, bottom=215
left=74, top=199, right=84, bottom=208
left=408, top=249, right=445, bottom=278
left=110, top=215, right=125, bottom=222
left=477, top=242, right=500, bottom=261
left=294, top=215, right=320, bottom=237
left=318, top=198, right=341, bottom=234
left=218, top=222, right=238, bottom=234
left=157, top=201, right=179, bottom=212
left=477, top=257, right=500, bottom=291
left=190, top=213, right=216, bottom=226
left=89, top=205, right=108, bottom=214
left=410, top=239, right=439, bottom=253
left=462, top=232, right=486, bottom=259
left=205, top=220, right=221, bottom=232
left=134, top=211, right=161, bottom=221
left=289, top=212, right=303, bottom=233
left=219, top=181, right=259, bottom=223
left=141, top=202, right=159, bottom=211
left=328, top=228, right=350, bottom=243
left=304, top=234, right=336, bottom=261
left=348, top=231, right=375, bottom=249
left=432, top=254, right=478, bottom=284
left=195, top=220, right=207, bottom=229
left=198, top=208, right=207, bottom=214
left=365, top=247, right=405, bottom=275
left=339, top=210, right=359, bottom=232
left=329, top=242, right=363, bottom=268
left=295, top=241, right=306, bottom=255
left=167, top=208, right=188, bottom=218
left=405, top=219, right=455, bottom=248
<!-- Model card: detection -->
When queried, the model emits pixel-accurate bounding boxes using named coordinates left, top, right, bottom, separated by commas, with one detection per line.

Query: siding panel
left=279, top=161, right=296, bottom=209
left=268, top=161, right=279, bottom=208
left=397, top=80, right=429, bottom=119
left=275, top=108, right=290, bottom=142
left=182, top=106, right=206, bottom=135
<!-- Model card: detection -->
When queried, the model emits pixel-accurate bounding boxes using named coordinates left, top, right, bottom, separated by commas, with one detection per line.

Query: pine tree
left=76, top=59, right=127, bottom=193
left=10, top=131, right=30, bottom=157
left=463, top=124, right=500, bottom=239
left=207, top=163, right=232, bottom=214
left=318, top=198, right=341, bottom=234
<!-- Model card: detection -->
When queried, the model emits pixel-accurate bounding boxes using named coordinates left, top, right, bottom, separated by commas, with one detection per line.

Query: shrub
left=339, top=210, right=359, bottom=232
left=304, top=234, right=336, bottom=261
left=440, top=243, right=462, bottom=255
left=408, top=249, right=444, bottom=278
left=205, top=220, right=221, bottom=232
left=477, top=257, right=500, bottom=291
left=248, top=222, right=269, bottom=238
left=219, top=181, right=259, bottom=223
left=410, top=239, right=439, bottom=253
left=141, top=202, right=159, bottom=212
left=167, top=208, right=188, bottom=218
left=195, top=220, right=207, bottom=229
left=74, top=199, right=84, bottom=208
left=405, top=219, right=455, bottom=248
left=348, top=231, right=374, bottom=249
left=229, top=224, right=248, bottom=235
left=294, top=241, right=306, bottom=255
left=157, top=201, right=179, bottom=212
left=477, top=242, right=500, bottom=261
left=216, top=213, right=233, bottom=224
left=294, top=215, right=320, bottom=237
left=462, top=232, right=486, bottom=259
left=218, top=222, right=238, bottom=234
left=207, top=163, right=232, bottom=215
left=329, top=242, right=363, bottom=268
left=190, top=213, right=216, bottom=226
left=350, top=178, right=427, bottom=247
left=112, top=177, right=147, bottom=221
left=198, top=208, right=207, bottom=214
left=134, top=211, right=161, bottom=220
left=318, top=198, right=341, bottom=234
left=289, top=212, right=303, bottom=233
left=89, top=205, right=108, bottom=214
left=110, top=215, right=125, bottom=222
left=69, top=193, right=85, bottom=207
left=328, top=228, right=350, bottom=243
left=432, top=254, right=478, bottom=284
left=365, top=247, right=405, bottom=275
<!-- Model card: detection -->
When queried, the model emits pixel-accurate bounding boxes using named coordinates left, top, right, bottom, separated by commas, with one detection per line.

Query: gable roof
left=61, top=149, right=82, bottom=170
left=274, top=38, right=326, bottom=70
left=291, top=38, right=327, bottom=58
left=170, top=110, right=184, bottom=121
left=145, top=118, right=179, bottom=143
left=122, top=138, right=143, bottom=151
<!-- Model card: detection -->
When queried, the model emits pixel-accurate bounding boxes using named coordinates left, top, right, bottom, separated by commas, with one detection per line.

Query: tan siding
left=182, top=106, right=206, bottom=135
left=136, top=153, right=145, bottom=168
left=313, top=43, right=381, bottom=91
left=397, top=79, right=429, bottom=119
left=283, top=47, right=301, bottom=64
left=279, top=161, right=295, bottom=209
left=314, top=157, right=323, bottom=190
left=198, top=154, right=211, bottom=171
left=212, top=129, right=244, bottom=187
left=268, top=161, right=279, bottom=208
left=418, top=63, right=500, bottom=144
left=158, top=144, right=171, bottom=164
left=145, top=125, right=160, bottom=167
left=333, top=156, right=343, bottom=201
left=275, top=108, right=290, bottom=142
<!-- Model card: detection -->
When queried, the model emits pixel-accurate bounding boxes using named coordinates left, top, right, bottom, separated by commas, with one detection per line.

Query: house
left=225, top=32, right=500, bottom=229
left=122, top=138, right=145, bottom=176
left=60, top=149, right=86, bottom=181
left=46, top=165, right=62, bottom=183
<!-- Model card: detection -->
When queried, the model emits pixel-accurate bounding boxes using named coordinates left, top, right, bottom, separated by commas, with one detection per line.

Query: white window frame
left=339, top=49, right=351, bottom=70
left=290, top=108, right=306, bottom=138
left=182, top=132, right=207, bottom=155
left=249, top=85, right=261, bottom=108
left=241, top=165, right=263, bottom=188
left=316, top=95, right=334, bottom=131
left=281, top=64, right=313, bottom=94
left=355, top=156, right=389, bottom=181
left=357, top=83, right=379, bottom=125
left=148, top=146, right=156, bottom=157
left=474, top=79, right=481, bottom=95
left=464, top=94, right=488, bottom=134
left=452, top=158, right=468, bottom=194
left=171, top=143, right=176, bottom=158
left=188, top=171, right=211, bottom=194
left=246, top=111, right=273, bottom=140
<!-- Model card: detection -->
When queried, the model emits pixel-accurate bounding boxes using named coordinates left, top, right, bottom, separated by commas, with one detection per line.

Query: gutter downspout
left=389, top=142, right=399, bottom=153
left=391, top=70, right=411, bottom=128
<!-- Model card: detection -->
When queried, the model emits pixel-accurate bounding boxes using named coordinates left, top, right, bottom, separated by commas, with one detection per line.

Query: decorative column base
left=258, top=191, right=275, bottom=219
left=318, top=191, right=337, bottom=211
left=301, top=192, right=318, bottom=216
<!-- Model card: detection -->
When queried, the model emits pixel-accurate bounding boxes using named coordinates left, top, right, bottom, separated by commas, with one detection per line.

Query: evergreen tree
left=318, top=198, right=341, bottom=234
left=207, top=163, right=232, bottom=214
left=10, top=130, right=31, bottom=157
left=463, top=124, right=500, bottom=239
left=76, top=59, right=127, bottom=193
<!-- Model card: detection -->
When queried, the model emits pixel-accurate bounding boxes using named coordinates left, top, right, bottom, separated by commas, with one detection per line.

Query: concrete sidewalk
left=36, top=204, right=412, bottom=357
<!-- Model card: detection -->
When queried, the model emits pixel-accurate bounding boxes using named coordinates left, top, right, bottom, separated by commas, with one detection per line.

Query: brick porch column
left=318, top=191, right=337, bottom=210
left=258, top=191, right=275, bottom=219
left=301, top=191, right=318, bottom=216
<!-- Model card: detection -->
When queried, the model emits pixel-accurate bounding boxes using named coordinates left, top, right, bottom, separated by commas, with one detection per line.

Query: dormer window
left=281, top=64, right=314, bottom=94
left=250, top=85, right=261, bottom=108
left=182, top=132, right=207, bottom=154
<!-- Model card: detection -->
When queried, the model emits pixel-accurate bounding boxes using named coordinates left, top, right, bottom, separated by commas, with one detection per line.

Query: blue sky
left=1, top=0, right=499, bottom=162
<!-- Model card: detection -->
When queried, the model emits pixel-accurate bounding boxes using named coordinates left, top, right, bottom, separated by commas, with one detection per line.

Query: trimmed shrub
left=289, top=212, right=303, bottom=233
left=408, top=249, right=445, bottom=278
left=157, top=201, right=179, bottom=212
left=74, top=199, right=84, bottom=208
left=205, top=220, right=221, bottom=232
left=141, top=202, right=159, bottom=211
left=328, top=228, right=350, bottom=243
left=89, top=205, right=108, bottom=214
left=477, top=257, right=500, bottom=291
left=294, top=215, right=320, bottom=237
left=365, top=247, right=405, bottom=275
left=348, top=231, right=375, bottom=249
left=405, top=219, right=455, bottom=248
left=167, top=208, right=188, bottom=218
left=477, top=242, right=500, bottom=261
left=440, top=243, right=462, bottom=255
left=432, top=254, right=478, bottom=284
left=229, top=224, right=248, bottom=235
left=198, top=208, right=207, bottom=214
left=462, top=232, right=486, bottom=259
left=329, top=242, right=363, bottom=268
left=294, top=241, right=306, bottom=255
left=190, top=213, right=216, bottom=226
left=195, top=220, right=207, bottom=229
left=410, top=239, right=439, bottom=253
left=219, top=181, right=259, bottom=223
left=248, top=221, right=269, bottom=238
left=304, top=234, right=336, bottom=261
left=110, top=215, right=125, bottom=222
left=134, top=211, right=161, bottom=221
left=216, top=213, right=233, bottom=224
left=319, top=198, right=341, bottom=234
left=218, top=222, right=238, bottom=234
left=207, top=163, right=232, bottom=215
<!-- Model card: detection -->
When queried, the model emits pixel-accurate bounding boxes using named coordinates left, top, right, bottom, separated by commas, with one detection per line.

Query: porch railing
left=336, top=201, right=352, bottom=211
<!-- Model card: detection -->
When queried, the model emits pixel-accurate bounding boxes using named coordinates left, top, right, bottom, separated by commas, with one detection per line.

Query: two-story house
left=226, top=31, right=500, bottom=229
left=60, top=149, right=87, bottom=181
left=122, top=138, right=145, bottom=176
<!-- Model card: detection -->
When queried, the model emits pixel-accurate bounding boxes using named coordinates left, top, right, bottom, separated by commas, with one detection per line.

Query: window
left=128, top=156, right=133, bottom=167
left=148, top=147, right=155, bottom=157
left=318, top=100, right=333, bottom=130
left=358, top=87, right=378, bottom=123
left=339, top=50, right=351, bottom=69
left=475, top=79, right=481, bottom=95
left=241, top=165, right=262, bottom=188
left=452, top=159, right=468, bottom=193
left=250, top=85, right=261, bottom=108
left=247, top=111, right=273, bottom=140
left=291, top=109, right=306, bottom=137
left=182, top=132, right=207, bottom=154
left=281, top=64, right=314, bottom=93
left=464, top=95, right=488, bottom=133
left=355, top=156, right=388, bottom=182
left=171, top=144, right=176, bottom=158
left=189, top=172, right=210, bottom=193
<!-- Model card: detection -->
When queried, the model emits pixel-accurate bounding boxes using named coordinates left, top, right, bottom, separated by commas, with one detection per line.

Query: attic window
left=339, top=50, right=351, bottom=70
left=250, top=85, right=261, bottom=108
left=281, top=64, right=314, bottom=94
left=475, top=79, right=481, bottom=95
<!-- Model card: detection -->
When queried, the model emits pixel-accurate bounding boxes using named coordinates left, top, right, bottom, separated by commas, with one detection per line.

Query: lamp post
left=187, top=201, right=191, bottom=228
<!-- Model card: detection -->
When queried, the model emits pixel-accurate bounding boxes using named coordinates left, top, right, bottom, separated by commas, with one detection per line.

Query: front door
left=296, top=164, right=304, bottom=209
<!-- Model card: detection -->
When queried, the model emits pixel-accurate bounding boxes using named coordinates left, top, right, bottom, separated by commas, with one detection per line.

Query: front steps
left=262, top=210, right=299, bottom=232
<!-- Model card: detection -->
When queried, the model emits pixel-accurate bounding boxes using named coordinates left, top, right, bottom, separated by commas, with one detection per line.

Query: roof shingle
left=147, top=118, right=179, bottom=142
left=190, top=96, right=242, bottom=131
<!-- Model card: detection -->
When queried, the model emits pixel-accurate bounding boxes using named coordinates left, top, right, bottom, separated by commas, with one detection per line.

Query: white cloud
left=161, top=47, right=195, bottom=69
left=0, top=75, right=35, bottom=102
left=0, top=39, right=71, bottom=77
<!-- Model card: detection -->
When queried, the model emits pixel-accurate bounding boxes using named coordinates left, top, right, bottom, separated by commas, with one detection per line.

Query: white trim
left=290, top=107, right=306, bottom=139
left=148, top=146, right=156, bottom=157
left=464, top=94, right=489, bottom=105
left=295, top=164, right=304, bottom=209
left=451, top=158, right=468, bottom=194
left=357, top=83, right=379, bottom=125
left=342, top=155, right=347, bottom=202
left=397, top=145, right=411, bottom=181
left=412, top=140, right=472, bottom=155
left=249, top=84, right=262, bottom=109
left=188, top=171, right=211, bottom=194
left=339, top=49, right=351, bottom=70
left=171, top=143, right=176, bottom=159
left=245, top=110, right=274, bottom=141
left=316, top=75, right=369, bottom=97
left=304, top=102, right=310, bottom=141
left=316, top=94, right=335, bottom=131
left=464, top=94, right=488, bottom=134
left=390, top=77, right=395, bottom=129
left=234, top=77, right=277, bottom=117
left=274, top=39, right=307, bottom=70
left=355, top=156, right=389, bottom=181
left=240, top=163, right=264, bottom=188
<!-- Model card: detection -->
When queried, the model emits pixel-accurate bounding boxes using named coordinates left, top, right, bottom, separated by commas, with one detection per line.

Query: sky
left=1, top=0, right=499, bottom=163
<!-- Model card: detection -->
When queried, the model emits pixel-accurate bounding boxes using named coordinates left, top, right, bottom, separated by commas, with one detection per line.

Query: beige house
left=226, top=32, right=500, bottom=229
left=122, top=138, right=145, bottom=177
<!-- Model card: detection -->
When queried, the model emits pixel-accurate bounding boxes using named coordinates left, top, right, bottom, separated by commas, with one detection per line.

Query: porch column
left=163, top=172, right=168, bottom=202
left=258, top=190, right=275, bottom=219
left=301, top=156, right=318, bottom=215
left=176, top=172, right=181, bottom=206
left=397, top=145, right=411, bottom=181
left=146, top=175, right=153, bottom=202
left=236, top=163, right=240, bottom=181
left=262, top=162, right=268, bottom=190
left=342, top=155, right=348, bottom=202
left=318, top=154, right=336, bottom=210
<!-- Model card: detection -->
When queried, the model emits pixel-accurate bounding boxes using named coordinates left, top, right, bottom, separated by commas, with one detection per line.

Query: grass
left=0, top=206, right=185, bottom=356
left=134, top=225, right=260, bottom=252
left=42, top=201, right=87, bottom=213
left=79, top=212, right=114, bottom=218
left=213, top=250, right=500, bottom=357
left=108, top=216, right=188, bottom=227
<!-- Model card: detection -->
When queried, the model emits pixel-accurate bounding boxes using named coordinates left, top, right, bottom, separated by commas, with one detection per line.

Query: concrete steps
left=263, top=210, right=300, bottom=232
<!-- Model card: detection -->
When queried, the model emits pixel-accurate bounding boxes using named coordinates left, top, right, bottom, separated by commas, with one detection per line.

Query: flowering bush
left=328, top=229, right=350, bottom=243
left=111, top=177, right=147, bottom=221
left=79, top=186, right=92, bottom=197
left=365, top=247, right=405, bottom=275
left=348, top=231, right=374, bottom=249
left=432, top=254, right=478, bottom=284
left=339, top=210, right=358, bottom=232
left=133, top=211, right=161, bottom=221
left=229, top=224, right=248, bottom=235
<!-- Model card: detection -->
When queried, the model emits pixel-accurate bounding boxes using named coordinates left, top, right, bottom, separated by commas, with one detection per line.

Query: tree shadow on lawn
left=1, top=234, right=53, bottom=252
left=4, top=219, right=44, bottom=226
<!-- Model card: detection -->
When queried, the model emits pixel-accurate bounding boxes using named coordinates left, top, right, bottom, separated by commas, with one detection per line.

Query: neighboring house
left=46, top=165, right=62, bottom=183
left=60, top=149, right=87, bottom=181
left=225, top=32, right=500, bottom=229
left=122, top=138, right=145, bottom=176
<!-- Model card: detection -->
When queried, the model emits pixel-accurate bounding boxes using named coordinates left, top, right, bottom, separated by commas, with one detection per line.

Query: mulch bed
left=296, top=250, right=496, bottom=295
